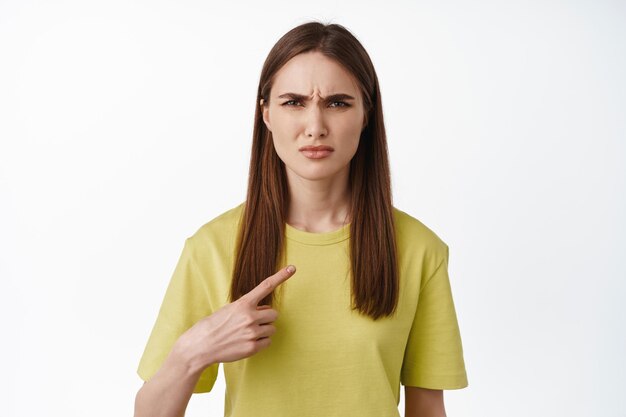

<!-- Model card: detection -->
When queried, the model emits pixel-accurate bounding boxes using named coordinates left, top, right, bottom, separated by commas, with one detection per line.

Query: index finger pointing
left=242, top=265, right=296, bottom=306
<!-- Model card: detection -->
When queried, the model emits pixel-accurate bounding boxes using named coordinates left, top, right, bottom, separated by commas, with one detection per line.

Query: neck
left=284, top=166, right=351, bottom=233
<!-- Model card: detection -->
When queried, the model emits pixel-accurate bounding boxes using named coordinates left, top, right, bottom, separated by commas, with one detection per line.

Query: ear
left=261, top=99, right=272, bottom=132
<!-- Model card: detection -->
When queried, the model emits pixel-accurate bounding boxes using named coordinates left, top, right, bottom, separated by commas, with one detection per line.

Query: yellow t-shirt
left=137, top=202, right=468, bottom=416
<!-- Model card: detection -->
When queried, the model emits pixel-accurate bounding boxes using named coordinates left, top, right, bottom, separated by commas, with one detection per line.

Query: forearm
left=134, top=342, right=210, bottom=417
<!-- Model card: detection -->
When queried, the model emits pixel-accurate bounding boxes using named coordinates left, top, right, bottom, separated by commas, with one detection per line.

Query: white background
left=1, top=1, right=624, bottom=416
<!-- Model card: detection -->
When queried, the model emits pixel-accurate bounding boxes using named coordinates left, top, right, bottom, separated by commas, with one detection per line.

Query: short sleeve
left=401, top=245, right=469, bottom=389
left=137, top=237, right=219, bottom=393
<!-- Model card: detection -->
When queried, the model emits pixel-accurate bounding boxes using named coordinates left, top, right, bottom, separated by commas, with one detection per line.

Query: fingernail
left=287, top=265, right=295, bottom=273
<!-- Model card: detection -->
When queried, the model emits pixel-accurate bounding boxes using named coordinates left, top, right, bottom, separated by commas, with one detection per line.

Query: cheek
left=338, top=118, right=363, bottom=148
left=272, top=113, right=299, bottom=133
left=270, top=121, right=300, bottom=152
left=270, top=135, right=296, bottom=165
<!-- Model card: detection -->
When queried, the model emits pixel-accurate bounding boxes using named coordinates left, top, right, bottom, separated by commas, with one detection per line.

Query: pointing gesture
left=174, top=265, right=297, bottom=371
left=241, top=265, right=296, bottom=306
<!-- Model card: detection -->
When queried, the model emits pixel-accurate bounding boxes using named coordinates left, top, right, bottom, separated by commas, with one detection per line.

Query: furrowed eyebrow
left=277, top=92, right=356, bottom=101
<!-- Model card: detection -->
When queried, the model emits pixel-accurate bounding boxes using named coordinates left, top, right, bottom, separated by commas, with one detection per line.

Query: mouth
left=300, top=147, right=334, bottom=159
left=299, top=145, right=334, bottom=152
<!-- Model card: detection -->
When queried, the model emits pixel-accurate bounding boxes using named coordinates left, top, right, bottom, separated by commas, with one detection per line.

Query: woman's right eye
left=282, top=100, right=300, bottom=106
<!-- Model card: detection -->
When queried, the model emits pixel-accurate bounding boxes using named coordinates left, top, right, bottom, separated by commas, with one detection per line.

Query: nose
left=304, top=105, right=328, bottom=138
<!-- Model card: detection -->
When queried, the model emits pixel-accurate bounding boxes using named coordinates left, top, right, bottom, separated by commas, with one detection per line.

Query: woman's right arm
left=134, top=341, right=212, bottom=417
left=134, top=265, right=297, bottom=417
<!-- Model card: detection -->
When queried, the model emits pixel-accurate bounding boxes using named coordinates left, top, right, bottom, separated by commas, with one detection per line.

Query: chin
left=287, top=165, right=341, bottom=181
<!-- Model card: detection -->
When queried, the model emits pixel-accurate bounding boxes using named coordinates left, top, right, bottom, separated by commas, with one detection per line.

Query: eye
left=330, top=101, right=350, bottom=108
left=282, top=100, right=301, bottom=106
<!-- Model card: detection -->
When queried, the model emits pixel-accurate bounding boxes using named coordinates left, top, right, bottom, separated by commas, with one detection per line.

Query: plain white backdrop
left=1, top=1, right=624, bottom=416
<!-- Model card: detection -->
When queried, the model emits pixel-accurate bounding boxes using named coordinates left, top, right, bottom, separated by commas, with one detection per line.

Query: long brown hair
left=230, top=21, right=398, bottom=320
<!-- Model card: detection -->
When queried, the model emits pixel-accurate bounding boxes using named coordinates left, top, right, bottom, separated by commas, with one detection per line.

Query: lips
left=300, top=147, right=333, bottom=159
left=299, top=145, right=334, bottom=152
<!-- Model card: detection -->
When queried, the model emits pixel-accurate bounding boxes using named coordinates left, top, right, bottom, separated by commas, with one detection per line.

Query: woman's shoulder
left=392, top=206, right=449, bottom=262
left=186, top=201, right=245, bottom=248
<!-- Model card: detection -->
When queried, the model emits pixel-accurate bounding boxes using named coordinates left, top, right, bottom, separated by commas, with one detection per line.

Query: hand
left=174, top=265, right=297, bottom=371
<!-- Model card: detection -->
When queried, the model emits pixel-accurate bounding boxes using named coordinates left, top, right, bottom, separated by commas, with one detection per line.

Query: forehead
left=271, top=51, right=360, bottom=98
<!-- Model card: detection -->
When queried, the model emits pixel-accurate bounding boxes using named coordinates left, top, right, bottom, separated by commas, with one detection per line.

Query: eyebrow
left=277, top=92, right=356, bottom=101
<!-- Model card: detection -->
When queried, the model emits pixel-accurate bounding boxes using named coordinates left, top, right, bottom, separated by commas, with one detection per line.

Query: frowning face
left=262, top=51, right=367, bottom=184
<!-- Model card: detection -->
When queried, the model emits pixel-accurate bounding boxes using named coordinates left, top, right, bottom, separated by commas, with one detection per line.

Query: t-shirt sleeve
left=136, top=237, right=219, bottom=393
left=401, top=244, right=469, bottom=389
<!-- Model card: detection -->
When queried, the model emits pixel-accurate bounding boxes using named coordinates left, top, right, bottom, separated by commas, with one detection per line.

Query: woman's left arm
left=404, top=386, right=446, bottom=417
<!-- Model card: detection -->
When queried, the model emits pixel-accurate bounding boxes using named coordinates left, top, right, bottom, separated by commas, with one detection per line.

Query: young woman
left=135, top=21, right=468, bottom=417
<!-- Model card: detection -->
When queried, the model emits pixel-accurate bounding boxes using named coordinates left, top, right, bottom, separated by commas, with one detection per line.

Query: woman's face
left=262, top=51, right=367, bottom=184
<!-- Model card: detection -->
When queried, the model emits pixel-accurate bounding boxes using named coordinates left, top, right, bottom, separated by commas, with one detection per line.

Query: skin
left=261, top=50, right=366, bottom=232
left=262, top=50, right=445, bottom=415
left=405, top=386, right=447, bottom=417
